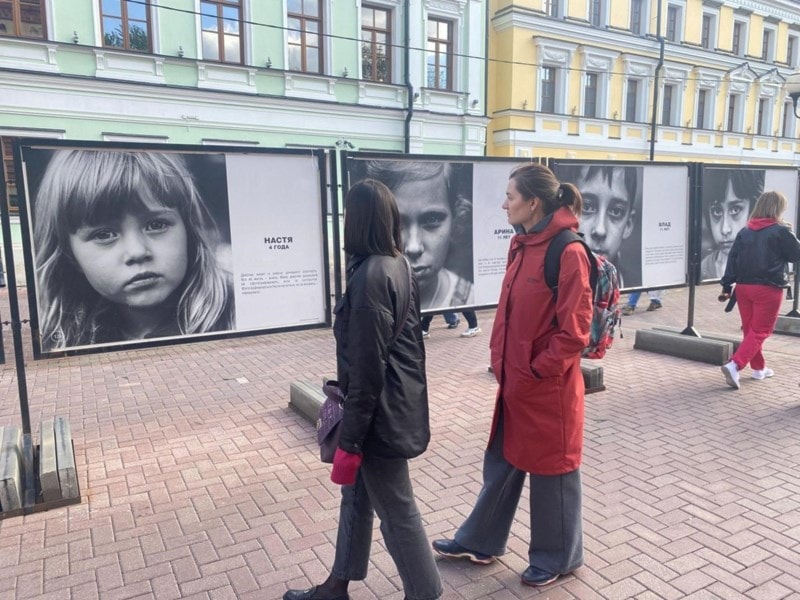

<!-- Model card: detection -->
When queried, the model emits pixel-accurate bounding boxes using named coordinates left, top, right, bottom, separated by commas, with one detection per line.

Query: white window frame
left=281, top=0, right=327, bottom=74
left=622, top=55, right=656, bottom=123
left=579, top=47, right=616, bottom=119
left=359, top=0, right=402, bottom=85
left=732, top=18, right=747, bottom=57
left=91, top=0, right=160, bottom=53
left=660, top=64, right=689, bottom=127
left=196, top=0, right=250, bottom=65
left=726, top=93, right=744, bottom=132
left=544, top=0, right=564, bottom=19
left=629, top=0, right=649, bottom=36
left=424, top=1, right=464, bottom=93
left=588, top=0, right=607, bottom=28
left=700, top=9, right=718, bottom=51
left=781, top=99, right=797, bottom=138
left=661, top=83, right=679, bottom=126
left=756, top=96, right=772, bottom=136
left=762, top=25, right=777, bottom=63
left=694, top=68, right=721, bottom=130
left=533, top=38, right=576, bottom=114
left=788, top=34, right=799, bottom=68
left=695, top=87, right=710, bottom=129
left=665, top=2, right=684, bottom=43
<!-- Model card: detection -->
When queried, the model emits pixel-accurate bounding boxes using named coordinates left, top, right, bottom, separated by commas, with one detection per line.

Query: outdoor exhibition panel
left=551, top=160, right=691, bottom=291
left=343, top=153, right=530, bottom=313
left=698, top=165, right=799, bottom=283
left=15, top=141, right=330, bottom=358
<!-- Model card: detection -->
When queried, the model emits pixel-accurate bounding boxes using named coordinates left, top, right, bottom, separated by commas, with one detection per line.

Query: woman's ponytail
left=558, top=182, right=582, bottom=217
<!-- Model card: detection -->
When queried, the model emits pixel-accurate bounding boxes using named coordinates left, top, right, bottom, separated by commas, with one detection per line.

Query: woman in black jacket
left=720, top=191, right=800, bottom=389
left=284, top=180, right=442, bottom=600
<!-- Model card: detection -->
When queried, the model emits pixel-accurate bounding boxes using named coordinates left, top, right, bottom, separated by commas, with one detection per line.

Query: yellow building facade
left=488, top=0, right=800, bottom=165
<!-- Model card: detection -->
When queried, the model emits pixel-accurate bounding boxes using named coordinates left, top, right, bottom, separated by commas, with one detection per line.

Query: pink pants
left=731, top=284, right=784, bottom=371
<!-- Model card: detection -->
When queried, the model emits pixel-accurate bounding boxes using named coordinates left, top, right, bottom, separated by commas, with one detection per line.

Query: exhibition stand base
left=774, top=315, right=800, bottom=337
left=633, top=329, right=733, bottom=365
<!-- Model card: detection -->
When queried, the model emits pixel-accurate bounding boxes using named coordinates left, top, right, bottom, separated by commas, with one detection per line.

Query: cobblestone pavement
left=1, top=284, right=799, bottom=599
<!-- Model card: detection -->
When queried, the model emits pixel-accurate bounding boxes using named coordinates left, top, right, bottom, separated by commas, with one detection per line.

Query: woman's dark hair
left=343, top=179, right=403, bottom=256
left=509, top=163, right=583, bottom=217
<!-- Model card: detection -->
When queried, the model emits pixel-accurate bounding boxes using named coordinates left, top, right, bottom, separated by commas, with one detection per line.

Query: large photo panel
left=552, top=161, right=690, bottom=290
left=20, top=144, right=328, bottom=356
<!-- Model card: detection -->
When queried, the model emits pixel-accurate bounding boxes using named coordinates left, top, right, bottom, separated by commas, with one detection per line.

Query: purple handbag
left=317, top=380, right=345, bottom=464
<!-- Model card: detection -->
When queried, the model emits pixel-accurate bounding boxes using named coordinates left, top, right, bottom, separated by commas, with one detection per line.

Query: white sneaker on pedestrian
left=460, top=327, right=481, bottom=338
left=721, top=361, right=740, bottom=390
left=422, top=330, right=430, bottom=339
left=751, top=368, right=774, bottom=380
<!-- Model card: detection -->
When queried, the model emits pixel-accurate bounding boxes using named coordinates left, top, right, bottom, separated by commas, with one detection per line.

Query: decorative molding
left=0, top=38, right=59, bottom=74
left=198, top=62, right=257, bottom=94
left=284, top=72, right=338, bottom=101
left=94, top=50, right=165, bottom=84
left=426, top=0, right=467, bottom=17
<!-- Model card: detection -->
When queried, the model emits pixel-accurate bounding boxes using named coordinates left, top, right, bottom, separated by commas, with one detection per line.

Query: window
left=544, top=0, right=561, bottom=18
left=0, top=0, right=46, bottom=38
left=757, top=98, right=770, bottom=135
left=541, top=66, right=556, bottom=113
left=727, top=94, right=739, bottom=132
left=762, top=28, right=774, bottom=62
left=426, top=17, right=452, bottom=90
left=584, top=72, right=598, bottom=117
left=101, top=0, right=150, bottom=52
left=782, top=101, right=795, bottom=137
left=732, top=21, right=744, bottom=56
left=589, top=0, right=604, bottom=27
left=666, top=4, right=680, bottom=42
left=288, top=0, right=322, bottom=73
left=630, top=0, right=644, bottom=35
left=361, top=5, right=391, bottom=83
left=0, top=137, right=18, bottom=213
left=788, top=35, right=798, bottom=67
left=696, top=88, right=708, bottom=128
left=625, top=79, right=640, bottom=122
left=201, top=0, right=242, bottom=64
left=661, top=84, right=676, bottom=126
left=701, top=14, right=713, bottom=49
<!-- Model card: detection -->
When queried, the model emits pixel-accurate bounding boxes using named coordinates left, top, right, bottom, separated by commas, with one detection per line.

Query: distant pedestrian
left=719, top=190, right=800, bottom=389
left=621, top=290, right=663, bottom=315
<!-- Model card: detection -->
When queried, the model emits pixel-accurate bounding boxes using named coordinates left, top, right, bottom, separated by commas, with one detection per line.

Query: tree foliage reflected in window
left=0, top=0, right=46, bottom=38
left=101, top=0, right=150, bottom=52
left=361, top=4, right=391, bottom=83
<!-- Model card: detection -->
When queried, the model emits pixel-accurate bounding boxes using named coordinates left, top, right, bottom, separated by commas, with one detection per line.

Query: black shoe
left=283, top=586, right=350, bottom=600
left=521, top=565, right=560, bottom=587
left=646, top=301, right=662, bottom=311
left=446, top=318, right=461, bottom=329
left=432, top=538, right=494, bottom=564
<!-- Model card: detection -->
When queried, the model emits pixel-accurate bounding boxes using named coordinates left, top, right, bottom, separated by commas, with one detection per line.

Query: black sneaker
left=432, top=539, right=494, bottom=564
left=646, top=301, right=662, bottom=312
left=521, top=565, right=560, bottom=587
left=446, top=318, right=461, bottom=329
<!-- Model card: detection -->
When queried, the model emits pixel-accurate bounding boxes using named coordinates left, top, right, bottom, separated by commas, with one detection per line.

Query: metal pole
left=682, top=162, right=701, bottom=336
left=649, top=0, right=665, bottom=161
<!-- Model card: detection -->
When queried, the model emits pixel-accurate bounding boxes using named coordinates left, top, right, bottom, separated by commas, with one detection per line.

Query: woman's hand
left=331, top=448, right=363, bottom=485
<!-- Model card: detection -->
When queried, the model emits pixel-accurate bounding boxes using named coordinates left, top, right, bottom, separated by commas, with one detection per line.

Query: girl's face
left=709, top=180, right=749, bottom=256
left=68, top=205, right=189, bottom=309
left=394, top=176, right=453, bottom=291
left=503, top=178, right=538, bottom=231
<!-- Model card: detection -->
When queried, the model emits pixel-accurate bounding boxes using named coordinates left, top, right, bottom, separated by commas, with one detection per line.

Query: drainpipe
left=649, top=0, right=664, bottom=161
left=483, top=0, right=489, bottom=155
left=404, top=0, right=413, bottom=154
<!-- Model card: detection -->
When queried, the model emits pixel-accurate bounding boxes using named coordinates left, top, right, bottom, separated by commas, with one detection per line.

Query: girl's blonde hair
left=750, top=190, right=788, bottom=221
left=33, top=149, right=234, bottom=350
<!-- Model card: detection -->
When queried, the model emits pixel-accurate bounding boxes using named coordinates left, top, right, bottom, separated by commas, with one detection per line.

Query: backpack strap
left=544, top=229, right=598, bottom=302
left=390, top=255, right=413, bottom=346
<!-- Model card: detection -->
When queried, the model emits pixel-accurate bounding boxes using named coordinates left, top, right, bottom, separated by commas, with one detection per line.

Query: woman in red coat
left=432, top=164, right=593, bottom=587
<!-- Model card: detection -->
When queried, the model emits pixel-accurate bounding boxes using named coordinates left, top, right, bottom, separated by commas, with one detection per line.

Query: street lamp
left=787, top=69, right=800, bottom=117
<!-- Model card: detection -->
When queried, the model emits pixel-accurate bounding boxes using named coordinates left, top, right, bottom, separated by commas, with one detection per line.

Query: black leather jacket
left=334, top=254, right=430, bottom=459
left=721, top=222, right=800, bottom=293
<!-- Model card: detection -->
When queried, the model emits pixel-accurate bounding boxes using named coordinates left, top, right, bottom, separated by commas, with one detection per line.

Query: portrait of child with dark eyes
left=701, top=168, right=764, bottom=281
left=29, top=149, right=235, bottom=351
left=348, top=159, right=474, bottom=311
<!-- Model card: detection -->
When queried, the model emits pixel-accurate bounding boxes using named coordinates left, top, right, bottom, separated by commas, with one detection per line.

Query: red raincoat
left=489, top=207, right=593, bottom=475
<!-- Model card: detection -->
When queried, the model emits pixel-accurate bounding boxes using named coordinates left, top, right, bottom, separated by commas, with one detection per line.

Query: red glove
left=331, top=448, right=363, bottom=485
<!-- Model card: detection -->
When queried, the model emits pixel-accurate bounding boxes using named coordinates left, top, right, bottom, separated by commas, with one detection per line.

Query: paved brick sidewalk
left=1, top=284, right=799, bottom=599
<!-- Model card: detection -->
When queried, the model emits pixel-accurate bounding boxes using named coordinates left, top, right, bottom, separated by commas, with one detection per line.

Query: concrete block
left=581, top=360, right=605, bottom=393
left=0, top=425, right=23, bottom=511
left=634, top=329, right=732, bottom=365
left=653, top=326, right=742, bottom=353
left=774, top=315, right=800, bottom=336
left=289, top=381, right=325, bottom=426
left=54, top=417, right=78, bottom=500
left=39, top=419, right=61, bottom=503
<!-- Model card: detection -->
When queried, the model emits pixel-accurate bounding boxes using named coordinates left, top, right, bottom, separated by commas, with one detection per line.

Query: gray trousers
left=332, top=454, right=442, bottom=600
left=454, top=421, right=584, bottom=575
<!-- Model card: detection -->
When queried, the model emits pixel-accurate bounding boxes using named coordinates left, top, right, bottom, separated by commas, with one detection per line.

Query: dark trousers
left=454, top=421, right=584, bottom=575
left=332, top=454, right=442, bottom=600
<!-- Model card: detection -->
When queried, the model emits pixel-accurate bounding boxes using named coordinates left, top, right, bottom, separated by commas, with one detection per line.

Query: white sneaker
left=422, top=330, right=430, bottom=339
left=460, top=327, right=481, bottom=338
left=751, top=368, right=774, bottom=380
left=721, top=361, right=740, bottom=390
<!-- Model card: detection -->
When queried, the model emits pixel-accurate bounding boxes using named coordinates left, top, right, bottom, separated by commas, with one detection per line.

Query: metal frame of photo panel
left=695, top=163, right=800, bottom=286
left=338, top=151, right=546, bottom=314
left=14, top=139, right=332, bottom=360
left=549, top=158, right=692, bottom=294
